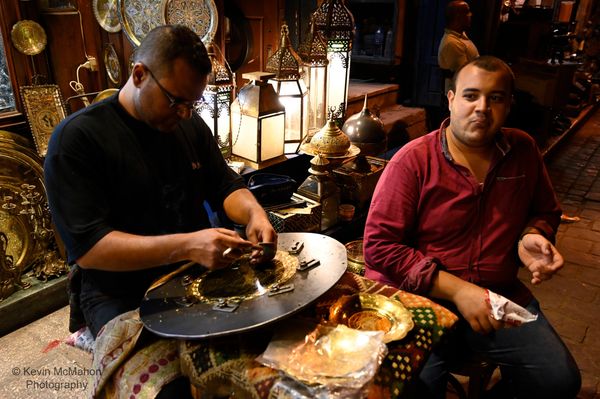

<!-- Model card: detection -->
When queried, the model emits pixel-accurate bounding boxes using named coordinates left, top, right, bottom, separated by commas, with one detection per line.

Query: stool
left=447, top=356, right=497, bottom=399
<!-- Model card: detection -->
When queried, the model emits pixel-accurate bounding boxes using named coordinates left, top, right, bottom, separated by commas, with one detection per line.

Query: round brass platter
left=92, top=88, right=119, bottom=104
left=119, top=0, right=164, bottom=47
left=329, top=293, right=414, bottom=343
left=162, top=0, right=218, bottom=44
left=0, top=130, right=47, bottom=273
left=103, top=43, right=121, bottom=85
left=93, top=0, right=122, bottom=33
left=189, top=250, right=298, bottom=304
left=10, top=20, right=47, bottom=56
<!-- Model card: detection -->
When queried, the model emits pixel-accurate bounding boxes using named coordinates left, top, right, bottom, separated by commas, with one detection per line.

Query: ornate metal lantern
left=297, top=154, right=340, bottom=231
left=231, top=72, right=286, bottom=169
left=298, top=16, right=328, bottom=139
left=196, top=42, right=233, bottom=158
left=313, top=0, right=355, bottom=120
left=266, top=24, right=308, bottom=154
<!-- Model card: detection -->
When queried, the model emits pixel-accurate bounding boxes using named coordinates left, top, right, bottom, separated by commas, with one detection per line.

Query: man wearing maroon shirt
left=364, top=56, right=580, bottom=398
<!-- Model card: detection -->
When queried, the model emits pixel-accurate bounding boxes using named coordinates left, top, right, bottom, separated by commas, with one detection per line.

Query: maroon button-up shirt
left=364, top=122, right=561, bottom=306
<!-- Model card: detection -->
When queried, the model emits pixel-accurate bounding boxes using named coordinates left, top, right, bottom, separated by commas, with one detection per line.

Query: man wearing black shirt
left=44, top=25, right=276, bottom=398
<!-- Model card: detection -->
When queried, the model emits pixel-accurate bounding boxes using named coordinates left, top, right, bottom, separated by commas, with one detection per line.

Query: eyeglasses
left=145, top=66, right=200, bottom=111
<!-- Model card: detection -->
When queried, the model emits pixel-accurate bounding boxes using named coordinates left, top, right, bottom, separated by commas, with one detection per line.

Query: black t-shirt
left=44, top=94, right=245, bottom=296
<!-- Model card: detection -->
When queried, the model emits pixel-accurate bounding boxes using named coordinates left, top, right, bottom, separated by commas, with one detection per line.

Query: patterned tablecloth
left=179, top=271, right=458, bottom=398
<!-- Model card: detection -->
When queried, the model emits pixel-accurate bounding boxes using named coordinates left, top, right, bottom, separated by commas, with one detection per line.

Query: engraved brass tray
left=188, top=250, right=297, bottom=304
left=103, top=43, right=121, bottom=85
left=162, top=0, right=218, bottom=44
left=93, top=0, right=122, bottom=33
left=93, top=88, right=119, bottom=104
left=119, top=0, right=164, bottom=46
left=0, top=131, right=47, bottom=273
left=329, top=293, right=414, bottom=343
left=140, top=232, right=347, bottom=339
left=10, top=20, right=47, bottom=56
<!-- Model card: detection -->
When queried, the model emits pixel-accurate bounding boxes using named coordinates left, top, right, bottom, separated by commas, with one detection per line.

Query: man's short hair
left=133, top=24, right=211, bottom=78
left=450, top=55, right=515, bottom=95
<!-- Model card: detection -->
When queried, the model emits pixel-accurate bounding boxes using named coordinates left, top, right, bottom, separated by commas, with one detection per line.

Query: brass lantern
left=266, top=24, right=308, bottom=154
left=231, top=72, right=286, bottom=169
left=313, top=0, right=355, bottom=120
left=196, top=42, right=233, bottom=158
left=298, top=16, right=328, bottom=139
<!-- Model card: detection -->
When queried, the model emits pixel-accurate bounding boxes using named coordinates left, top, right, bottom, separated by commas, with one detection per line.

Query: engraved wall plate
left=119, top=0, right=164, bottom=47
left=0, top=130, right=47, bottom=274
left=93, top=0, right=122, bottom=33
left=19, top=85, right=68, bottom=157
left=10, top=20, right=47, bottom=56
left=103, top=43, right=121, bottom=85
left=162, top=0, right=218, bottom=44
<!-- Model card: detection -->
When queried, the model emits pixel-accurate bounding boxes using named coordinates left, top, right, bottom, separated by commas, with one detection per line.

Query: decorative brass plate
left=329, top=293, right=415, bottom=343
left=103, top=43, right=121, bottom=85
left=93, top=88, right=119, bottom=104
left=93, top=0, right=122, bottom=33
left=0, top=188, right=33, bottom=270
left=0, top=130, right=47, bottom=274
left=188, top=250, right=297, bottom=304
left=119, top=0, right=164, bottom=47
left=162, top=0, right=218, bottom=44
left=19, top=85, right=68, bottom=158
left=10, top=20, right=47, bottom=56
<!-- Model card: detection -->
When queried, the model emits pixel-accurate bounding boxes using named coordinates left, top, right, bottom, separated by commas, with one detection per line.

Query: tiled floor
left=0, top=107, right=598, bottom=399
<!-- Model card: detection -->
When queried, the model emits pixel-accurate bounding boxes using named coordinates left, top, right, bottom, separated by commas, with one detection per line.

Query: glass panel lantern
left=313, top=0, right=355, bottom=120
left=266, top=24, right=308, bottom=154
left=196, top=42, right=233, bottom=158
left=231, top=72, right=286, bottom=168
left=298, top=16, right=328, bottom=138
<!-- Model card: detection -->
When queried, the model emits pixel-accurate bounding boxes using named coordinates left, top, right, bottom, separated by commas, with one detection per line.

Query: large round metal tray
left=162, top=0, right=218, bottom=44
left=93, top=0, right=122, bottom=33
left=140, top=232, right=347, bottom=339
left=0, top=130, right=47, bottom=273
left=119, top=0, right=164, bottom=47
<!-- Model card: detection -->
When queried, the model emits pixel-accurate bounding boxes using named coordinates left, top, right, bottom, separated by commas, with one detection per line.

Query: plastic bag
left=256, top=320, right=387, bottom=398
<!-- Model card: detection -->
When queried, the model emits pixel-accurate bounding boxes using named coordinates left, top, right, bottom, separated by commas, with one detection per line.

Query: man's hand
left=222, top=188, right=278, bottom=264
left=453, top=282, right=504, bottom=334
left=431, top=271, right=503, bottom=334
left=518, top=233, right=564, bottom=285
left=245, top=212, right=277, bottom=264
left=186, top=228, right=256, bottom=270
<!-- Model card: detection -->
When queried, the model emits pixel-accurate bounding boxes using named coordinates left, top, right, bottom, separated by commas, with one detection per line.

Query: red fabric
left=364, top=122, right=561, bottom=306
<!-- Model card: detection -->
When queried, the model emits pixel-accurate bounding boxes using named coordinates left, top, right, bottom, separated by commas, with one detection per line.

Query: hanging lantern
left=266, top=23, right=308, bottom=154
left=196, top=42, right=233, bottom=158
left=313, top=0, right=355, bottom=120
left=231, top=72, right=286, bottom=169
left=298, top=15, right=328, bottom=140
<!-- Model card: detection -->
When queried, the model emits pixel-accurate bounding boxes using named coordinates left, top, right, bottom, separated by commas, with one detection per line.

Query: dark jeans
left=79, top=274, right=141, bottom=338
left=417, top=299, right=581, bottom=399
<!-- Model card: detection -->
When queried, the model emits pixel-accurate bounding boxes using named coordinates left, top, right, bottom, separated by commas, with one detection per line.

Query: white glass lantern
left=231, top=72, right=286, bottom=168
left=266, top=24, right=309, bottom=154
left=313, top=0, right=355, bottom=120
left=298, top=17, right=328, bottom=137
left=196, top=43, right=233, bottom=158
